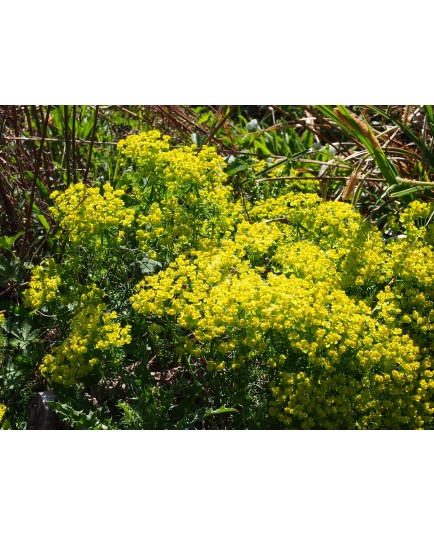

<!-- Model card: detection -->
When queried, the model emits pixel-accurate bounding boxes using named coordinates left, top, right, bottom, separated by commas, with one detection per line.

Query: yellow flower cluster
left=50, top=182, right=135, bottom=244
left=0, top=403, right=6, bottom=423
left=118, top=130, right=243, bottom=260
left=399, top=199, right=434, bottom=243
left=250, top=191, right=321, bottom=222
left=373, top=250, right=434, bottom=358
left=272, top=241, right=339, bottom=284
left=248, top=191, right=424, bottom=290
left=40, top=285, right=132, bottom=387
left=23, top=259, right=62, bottom=310
left=117, top=130, right=171, bottom=166
left=386, top=240, right=434, bottom=290
left=118, top=131, right=225, bottom=185
left=130, top=186, right=434, bottom=428
left=235, top=221, right=284, bottom=262
left=252, top=192, right=372, bottom=267
left=269, top=358, right=433, bottom=430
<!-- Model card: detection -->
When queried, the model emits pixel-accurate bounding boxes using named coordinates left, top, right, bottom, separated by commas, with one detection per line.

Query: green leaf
left=205, top=406, right=238, bottom=417
left=254, top=140, right=272, bottom=156
left=316, top=105, right=398, bottom=186
left=389, top=186, right=427, bottom=198
left=33, top=206, right=50, bottom=231
left=0, top=232, right=23, bottom=251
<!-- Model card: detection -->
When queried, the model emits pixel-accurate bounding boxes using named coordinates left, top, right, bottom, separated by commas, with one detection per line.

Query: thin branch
left=72, top=105, right=77, bottom=183
left=83, top=105, right=99, bottom=185
left=396, top=177, right=434, bottom=187
left=256, top=175, right=386, bottom=183
left=202, top=106, right=234, bottom=146
left=64, top=105, right=71, bottom=185
left=3, top=136, right=116, bottom=145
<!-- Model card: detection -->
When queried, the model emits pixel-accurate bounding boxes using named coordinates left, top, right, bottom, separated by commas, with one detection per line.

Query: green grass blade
left=317, top=105, right=398, bottom=185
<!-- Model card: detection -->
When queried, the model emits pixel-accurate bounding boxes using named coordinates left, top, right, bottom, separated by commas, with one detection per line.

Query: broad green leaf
left=254, top=140, right=272, bottom=156
left=32, top=204, right=50, bottom=231
left=0, top=232, right=23, bottom=251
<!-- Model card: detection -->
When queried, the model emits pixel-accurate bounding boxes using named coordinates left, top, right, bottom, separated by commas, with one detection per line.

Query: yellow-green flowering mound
left=50, top=182, right=135, bottom=245
left=124, top=138, right=434, bottom=429
left=40, top=285, right=131, bottom=388
left=130, top=222, right=433, bottom=429
left=23, top=258, right=62, bottom=310
left=24, top=130, right=434, bottom=429
left=118, top=130, right=244, bottom=260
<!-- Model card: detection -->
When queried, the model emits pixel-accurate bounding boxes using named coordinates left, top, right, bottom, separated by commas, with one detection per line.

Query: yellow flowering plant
left=23, top=258, right=62, bottom=310
left=49, top=182, right=135, bottom=246
left=39, top=285, right=131, bottom=388
left=18, top=129, right=434, bottom=429
left=21, top=181, right=137, bottom=396
left=118, top=131, right=245, bottom=263
left=125, top=132, right=434, bottom=428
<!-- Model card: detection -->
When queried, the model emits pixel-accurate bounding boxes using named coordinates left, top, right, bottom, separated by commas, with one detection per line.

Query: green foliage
left=0, top=232, right=23, bottom=252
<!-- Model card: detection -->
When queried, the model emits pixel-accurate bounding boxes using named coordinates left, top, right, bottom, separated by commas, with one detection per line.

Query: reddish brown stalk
left=72, top=105, right=77, bottom=183
left=64, top=105, right=71, bottom=185
left=83, top=105, right=99, bottom=185
left=24, top=106, right=38, bottom=165
left=10, top=107, right=27, bottom=187
left=155, top=105, right=195, bottom=143
left=20, top=106, right=51, bottom=261
left=32, top=105, right=53, bottom=189
left=203, top=106, right=234, bottom=147
left=4, top=135, right=116, bottom=146
left=168, top=106, right=209, bottom=136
